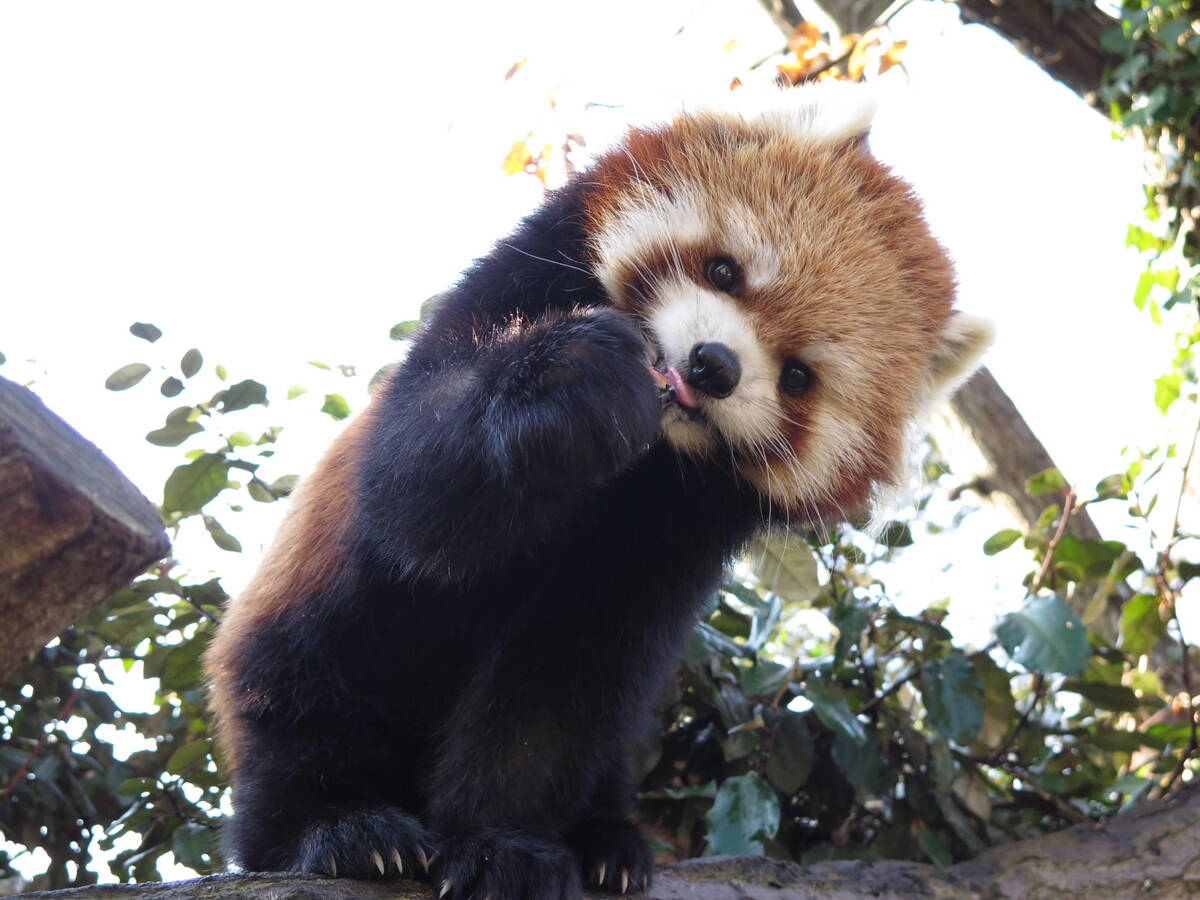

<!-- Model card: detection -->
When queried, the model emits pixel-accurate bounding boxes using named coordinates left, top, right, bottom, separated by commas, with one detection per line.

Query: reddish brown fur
left=581, top=111, right=955, bottom=519
left=204, top=398, right=379, bottom=772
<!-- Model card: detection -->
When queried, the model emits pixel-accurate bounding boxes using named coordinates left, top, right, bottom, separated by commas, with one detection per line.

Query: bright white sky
left=0, top=0, right=1186, bottom=884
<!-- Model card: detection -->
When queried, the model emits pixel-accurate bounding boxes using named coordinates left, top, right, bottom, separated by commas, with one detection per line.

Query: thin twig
left=0, top=688, right=84, bottom=807
left=1030, top=486, right=1078, bottom=595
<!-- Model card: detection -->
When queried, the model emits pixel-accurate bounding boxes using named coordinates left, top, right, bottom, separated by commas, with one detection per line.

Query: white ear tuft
left=930, top=312, right=994, bottom=393
left=736, top=81, right=879, bottom=145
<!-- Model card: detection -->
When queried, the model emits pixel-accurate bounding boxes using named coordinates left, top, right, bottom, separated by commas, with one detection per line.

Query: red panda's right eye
left=705, top=257, right=740, bottom=293
left=780, top=359, right=813, bottom=396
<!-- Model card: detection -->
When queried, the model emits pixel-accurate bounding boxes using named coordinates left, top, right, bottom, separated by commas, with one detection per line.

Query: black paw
left=433, top=827, right=581, bottom=900
left=567, top=819, right=653, bottom=894
left=294, top=808, right=434, bottom=880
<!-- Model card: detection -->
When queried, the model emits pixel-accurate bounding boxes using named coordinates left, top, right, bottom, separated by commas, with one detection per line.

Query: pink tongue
left=666, top=365, right=699, bottom=409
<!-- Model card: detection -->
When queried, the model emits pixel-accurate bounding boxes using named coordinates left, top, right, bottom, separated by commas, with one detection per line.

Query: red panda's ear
left=929, top=312, right=995, bottom=394
left=737, top=81, right=879, bottom=146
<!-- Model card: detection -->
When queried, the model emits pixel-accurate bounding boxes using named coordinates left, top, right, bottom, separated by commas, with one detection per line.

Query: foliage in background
left=4, top=1, right=1200, bottom=886
left=0, top=328, right=358, bottom=890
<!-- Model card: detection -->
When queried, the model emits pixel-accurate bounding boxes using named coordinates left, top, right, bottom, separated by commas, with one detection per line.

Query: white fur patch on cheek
left=750, top=406, right=870, bottom=514
left=592, top=185, right=707, bottom=302
left=650, top=285, right=780, bottom=453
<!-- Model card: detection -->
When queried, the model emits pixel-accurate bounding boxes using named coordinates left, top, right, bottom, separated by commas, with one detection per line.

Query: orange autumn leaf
left=848, top=32, right=881, bottom=81
left=503, top=57, right=528, bottom=81
left=878, top=39, right=908, bottom=74
left=786, top=21, right=824, bottom=56
left=501, top=139, right=533, bottom=176
left=730, top=75, right=744, bottom=90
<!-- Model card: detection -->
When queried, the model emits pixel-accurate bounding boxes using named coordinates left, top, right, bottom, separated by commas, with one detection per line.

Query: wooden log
left=14, top=780, right=1200, bottom=898
left=0, top=375, right=169, bottom=678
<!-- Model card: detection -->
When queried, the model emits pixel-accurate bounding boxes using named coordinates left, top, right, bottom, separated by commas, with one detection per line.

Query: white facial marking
left=724, top=205, right=781, bottom=291
left=650, top=284, right=779, bottom=454
left=593, top=184, right=706, bottom=302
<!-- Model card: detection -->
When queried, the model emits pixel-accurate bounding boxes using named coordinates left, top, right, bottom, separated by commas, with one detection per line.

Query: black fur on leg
left=293, top=808, right=435, bottom=880
left=433, top=827, right=582, bottom=900
left=567, top=819, right=654, bottom=894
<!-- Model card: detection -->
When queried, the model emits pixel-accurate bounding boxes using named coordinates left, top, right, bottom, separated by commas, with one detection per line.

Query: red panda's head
left=582, top=83, right=992, bottom=523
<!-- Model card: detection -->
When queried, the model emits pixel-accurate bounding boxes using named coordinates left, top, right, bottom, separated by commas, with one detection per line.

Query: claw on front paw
left=294, top=808, right=434, bottom=881
left=568, top=819, right=653, bottom=896
left=434, top=827, right=581, bottom=900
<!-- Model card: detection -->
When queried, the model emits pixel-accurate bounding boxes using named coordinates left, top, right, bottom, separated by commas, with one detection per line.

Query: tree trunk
left=0, top=376, right=169, bottom=678
left=17, top=781, right=1200, bottom=898
left=954, top=0, right=1117, bottom=102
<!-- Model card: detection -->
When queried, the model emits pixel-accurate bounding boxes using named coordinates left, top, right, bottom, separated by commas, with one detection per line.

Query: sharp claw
left=372, top=849, right=385, bottom=875
left=391, top=846, right=404, bottom=874
left=621, top=869, right=629, bottom=894
left=328, top=855, right=337, bottom=877
left=439, top=878, right=453, bottom=898
left=417, top=845, right=430, bottom=873
left=597, top=862, right=607, bottom=885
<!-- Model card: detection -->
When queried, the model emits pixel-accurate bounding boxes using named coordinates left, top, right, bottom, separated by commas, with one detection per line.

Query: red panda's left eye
left=705, top=257, right=740, bottom=292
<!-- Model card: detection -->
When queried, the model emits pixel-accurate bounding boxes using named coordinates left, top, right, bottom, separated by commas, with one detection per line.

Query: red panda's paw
left=433, top=827, right=581, bottom=900
left=295, top=808, right=434, bottom=880
left=566, top=818, right=653, bottom=895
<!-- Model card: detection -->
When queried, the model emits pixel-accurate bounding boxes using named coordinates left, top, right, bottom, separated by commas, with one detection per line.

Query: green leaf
left=1090, top=729, right=1150, bottom=752
left=308, top=360, right=331, bottom=370
left=129, top=322, right=162, bottom=343
left=203, top=515, right=242, bottom=552
left=160, top=376, right=184, bottom=397
left=215, top=364, right=228, bottom=381
left=165, top=740, right=210, bottom=775
left=1025, top=468, right=1068, bottom=495
left=321, top=393, right=351, bottom=421
left=419, top=292, right=447, bottom=321
left=970, top=656, right=1015, bottom=754
left=704, top=773, right=780, bottom=855
left=983, top=528, right=1022, bottom=556
left=115, top=777, right=157, bottom=798
left=920, top=653, right=985, bottom=744
left=996, top=594, right=1089, bottom=676
left=738, top=660, right=792, bottom=697
left=1119, top=593, right=1166, bottom=658
left=1155, top=373, right=1182, bottom=414
left=219, top=379, right=268, bottom=412
left=801, top=681, right=866, bottom=743
left=0, top=351, right=5, bottom=365
left=163, top=453, right=229, bottom=514
left=270, top=474, right=300, bottom=496
left=876, top=521, right=914, bottom=548
left=181, top=348, right=203, bottom=378
left=389, top=320, right=420, bottom=340
left=171, top=822, right=216, bottom=871
left=747, top=531, right=819, bottom=602
left=1060, top=678, right=1141, bottom=712
left=1125, top=224, right=1168, bottom=253
left=287, top=384, right=308, bottom=400
left=832, top=730, right=890, bottom=796
left=227, top=431, right=252, bottom=447
left=917, top=825, right=952, bottom=868
left=146, top=420, right=202, bottom=447
left=765, top=710, right=814, bottom=795
left=105, top=363, right=152, bottom=391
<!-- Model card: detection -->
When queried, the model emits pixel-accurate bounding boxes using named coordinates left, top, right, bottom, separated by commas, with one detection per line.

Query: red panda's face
left=582, top=85, right=992, bottom=522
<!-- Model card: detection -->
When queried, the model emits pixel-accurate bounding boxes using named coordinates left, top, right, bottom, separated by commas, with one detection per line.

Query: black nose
left=686, top=342, right=741, bottom=399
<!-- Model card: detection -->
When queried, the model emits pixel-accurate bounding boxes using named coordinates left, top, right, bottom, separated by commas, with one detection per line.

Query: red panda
left=205, top=83, right=991, bottom=900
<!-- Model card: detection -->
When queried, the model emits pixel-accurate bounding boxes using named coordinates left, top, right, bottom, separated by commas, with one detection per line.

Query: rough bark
left=954, top=0, right=1117, bottom=102
left=17, top=780, right=1200, bottom=898
left=0, top=375, right=170, bottom=678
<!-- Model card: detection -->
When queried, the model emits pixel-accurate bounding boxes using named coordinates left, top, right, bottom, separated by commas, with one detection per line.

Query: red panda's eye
left=780, top=359, right=813, bottom=396
left=705, top=257, right=740, bottom=293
